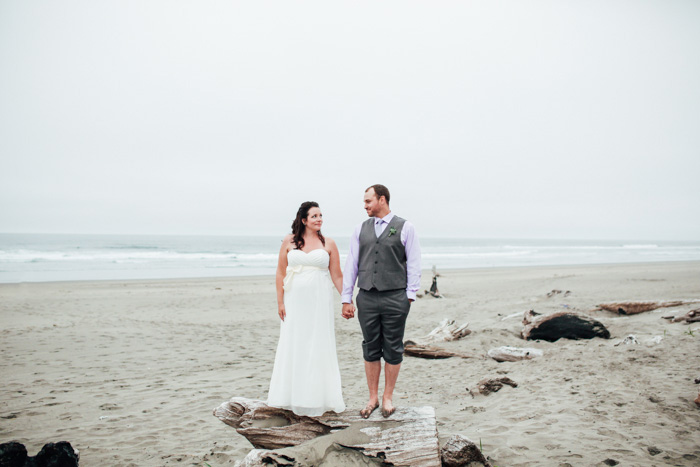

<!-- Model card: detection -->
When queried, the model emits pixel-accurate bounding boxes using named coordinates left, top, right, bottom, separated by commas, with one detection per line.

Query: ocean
left=1, top=233, right=699, bottom=283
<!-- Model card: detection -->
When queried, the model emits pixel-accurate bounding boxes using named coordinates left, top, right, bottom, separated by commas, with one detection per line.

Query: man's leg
left=382, top=362, right=401, bottom=415
left=379, top=289, right=411, bottom=417
left=357, top=290, right=383, bottom=418
left=364, top=360, right=381, bottom=408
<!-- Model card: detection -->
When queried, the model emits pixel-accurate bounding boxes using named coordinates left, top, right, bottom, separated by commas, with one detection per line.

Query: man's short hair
left=366, top=184, right=390, bottom=205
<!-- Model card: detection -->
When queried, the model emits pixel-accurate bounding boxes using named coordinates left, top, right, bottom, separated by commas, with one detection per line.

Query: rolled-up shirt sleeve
left=341, top=224, right=361, bottom=303
left=401, top=221, right=421, bottom=301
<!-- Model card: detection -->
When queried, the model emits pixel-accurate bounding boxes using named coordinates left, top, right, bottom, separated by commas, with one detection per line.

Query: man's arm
left=402, top=221, right=421, bottom=301
left=341, top=224, right=361, bottom=304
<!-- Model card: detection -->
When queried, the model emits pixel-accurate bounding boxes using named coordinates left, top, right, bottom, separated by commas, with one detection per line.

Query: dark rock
left=0, top=442, right=28, bottom=467
left=647, top=446, right=662, bottom=456
left=522, top=310, right=610, bottom=342
left=603, top=459, right=619, bottom=466
left=441, top=435, right=492, bottom=467
left=0, top=441, right=78, bottom=467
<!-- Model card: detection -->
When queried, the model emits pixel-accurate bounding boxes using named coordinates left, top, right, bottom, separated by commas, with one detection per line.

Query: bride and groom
left=267, top=184, right=421, bottom=419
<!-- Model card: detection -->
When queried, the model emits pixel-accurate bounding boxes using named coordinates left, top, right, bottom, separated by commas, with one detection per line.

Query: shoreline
left=2, top=259, right=700, bottom=287
left=1, top=261, right=699, bottom=465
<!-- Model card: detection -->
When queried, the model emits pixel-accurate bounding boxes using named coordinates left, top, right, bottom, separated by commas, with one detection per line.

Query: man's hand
left=341, top=302, right=355, bottom=319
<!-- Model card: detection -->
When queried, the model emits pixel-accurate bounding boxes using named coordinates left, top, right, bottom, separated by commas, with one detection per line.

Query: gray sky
left=1, top=1, right=698, bottom=240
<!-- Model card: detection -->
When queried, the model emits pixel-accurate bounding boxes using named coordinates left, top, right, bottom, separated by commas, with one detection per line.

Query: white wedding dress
left=267, top=249, right=346, bottom=416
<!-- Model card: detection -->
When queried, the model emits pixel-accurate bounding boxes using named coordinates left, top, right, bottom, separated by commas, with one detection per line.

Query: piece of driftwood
left=235, top=444, right=392, bottom=466
left=214, top=398, right=441, bottom=467
left=403, top=341, right=472, bottom=359
left=670, top=309, right=700, bottom=323
left=213, top=397, right=338, bottom=449
left=614, top=334, right=639, bottom=346
left=423, top=265, right=443, bottom=298
left=521, top=310, right=610, bottom=341
left=441, top=434, right=493, bottom=467
left=487, top=346, right=543, bottom=362
left=469, top=377, right=518, bottom=396
left=416, top=319, right=471, bottom=344
left=0, top=441, right=79, bottom=467
left=547, top=289, right=571, bottom=298
left=595, top=300, right=700, bottom=315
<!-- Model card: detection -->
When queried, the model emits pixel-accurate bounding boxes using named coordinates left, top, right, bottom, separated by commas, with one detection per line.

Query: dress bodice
left=287, top=248, right=330, bottom=269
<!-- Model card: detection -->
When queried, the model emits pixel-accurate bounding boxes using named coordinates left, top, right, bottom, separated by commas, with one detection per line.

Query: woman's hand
left=278, top=304, right=286, bottom=321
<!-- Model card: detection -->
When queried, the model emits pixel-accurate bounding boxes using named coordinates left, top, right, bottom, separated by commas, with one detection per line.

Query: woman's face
left=304, top=207, right=323, bottom=232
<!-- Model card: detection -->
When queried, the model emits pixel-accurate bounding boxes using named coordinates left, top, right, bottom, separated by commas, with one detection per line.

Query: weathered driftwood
left=213, top=397, right=338, bottom=449
left=403, top=341, right=472, bottom=359
left=521, top=310, right=610, bottom=341
left=235, top=444, right=393, bottom=466
left=415, top=319, right=471, bottom=344
left=670, top=309, right=700, bottom=323
left=487, top=346, right=543, bottom=362
left=423, top=266, right=443, bottom=298
left=214, top=397, right=441, bottom=467
left=469, top=377, right=518, bottom=396
left=614, top=334, right=639, bottom=346
left=441, top=434, right=492, bottom=467
left=595, top=300, right=700, bottom=315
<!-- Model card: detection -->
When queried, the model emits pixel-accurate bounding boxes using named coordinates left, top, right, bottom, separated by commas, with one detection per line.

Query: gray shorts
left=356, top=288, right=411, bottom=365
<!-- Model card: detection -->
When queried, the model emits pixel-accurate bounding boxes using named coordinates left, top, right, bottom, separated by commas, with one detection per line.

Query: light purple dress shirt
left=342, top=212, right=421, bottom=303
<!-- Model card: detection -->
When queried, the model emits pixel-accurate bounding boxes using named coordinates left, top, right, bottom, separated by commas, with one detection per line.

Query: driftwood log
left=475, top=377, right=518, bottom=396
left=403, top=341, right=472, bottom=359
left=441, top=434, right=492, bottom=467
left=521, top=310, right=610, bottom=341
left=668, top=309, right=700, bottom=323
left=417, top=319, right=471, bottom=343
left=614, top=334, right=639, bottom=346
left=402, top=319, right=472, bottom=359
left=487, top=346, right=543, bottom=362
left=595, top=300, right=700, bottom=315
left=213, top=397, right=441, bottom=467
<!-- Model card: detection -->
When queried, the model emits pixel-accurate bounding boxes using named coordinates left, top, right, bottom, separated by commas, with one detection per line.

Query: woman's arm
left=276, top=235, right=292, bottom=320
left=327, top=238, right=344, bottom=295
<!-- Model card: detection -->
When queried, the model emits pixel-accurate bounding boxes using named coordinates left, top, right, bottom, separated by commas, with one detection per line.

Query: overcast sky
left=1, top=1, right=698, bottom=240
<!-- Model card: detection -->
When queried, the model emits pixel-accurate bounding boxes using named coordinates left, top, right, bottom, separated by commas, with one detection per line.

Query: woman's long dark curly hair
left=291, top=201, right=325, bottom=251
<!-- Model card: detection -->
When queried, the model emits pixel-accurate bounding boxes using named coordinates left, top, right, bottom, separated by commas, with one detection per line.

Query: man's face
left=364, top=188, right=381, bottom=217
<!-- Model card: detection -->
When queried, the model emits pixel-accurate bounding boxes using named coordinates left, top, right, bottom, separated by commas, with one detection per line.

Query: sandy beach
left=1, top=261, right=699, bottom=466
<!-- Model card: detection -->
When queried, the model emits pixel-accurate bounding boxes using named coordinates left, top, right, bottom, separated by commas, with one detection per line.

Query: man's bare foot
left=360, top=401, right=379, bottom=419
left=381, top=399, right=395, bottom=418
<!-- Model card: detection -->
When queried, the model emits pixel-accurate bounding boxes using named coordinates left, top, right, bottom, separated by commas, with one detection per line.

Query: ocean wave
left=0, top=250, right=278, bottom=263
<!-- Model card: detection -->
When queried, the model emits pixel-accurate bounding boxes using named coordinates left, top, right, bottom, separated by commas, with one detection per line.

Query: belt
left=363, top=287, right=405, bottom=293
left=283, top=265, right=323, bottom=291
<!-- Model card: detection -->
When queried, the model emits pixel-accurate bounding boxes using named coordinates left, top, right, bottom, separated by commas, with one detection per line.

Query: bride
left=267, top=201, right=346, bottom=416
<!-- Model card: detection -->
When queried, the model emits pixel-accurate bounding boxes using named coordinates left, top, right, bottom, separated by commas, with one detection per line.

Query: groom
left=341, top=184, right=421, bottom=418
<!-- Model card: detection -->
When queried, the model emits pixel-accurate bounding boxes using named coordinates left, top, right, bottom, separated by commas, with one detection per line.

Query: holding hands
left=341, top=302, right=355, bottom=319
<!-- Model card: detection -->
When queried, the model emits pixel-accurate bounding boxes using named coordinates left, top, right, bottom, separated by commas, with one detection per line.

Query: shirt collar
left=375, top=212, right=394, bottom=225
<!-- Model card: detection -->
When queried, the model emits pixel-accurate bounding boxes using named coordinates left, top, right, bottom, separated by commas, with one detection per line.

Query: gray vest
left=357, top=215, right=408, bottom=291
